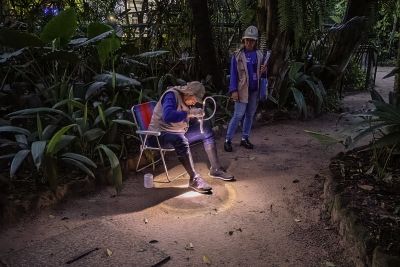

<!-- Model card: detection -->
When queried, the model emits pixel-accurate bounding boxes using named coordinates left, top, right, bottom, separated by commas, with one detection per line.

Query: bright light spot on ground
left=175, top=191, right=203, bottom=199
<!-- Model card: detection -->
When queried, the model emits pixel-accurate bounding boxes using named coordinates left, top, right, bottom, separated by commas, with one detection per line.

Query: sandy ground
left=0, top=67, right=395, bottom=266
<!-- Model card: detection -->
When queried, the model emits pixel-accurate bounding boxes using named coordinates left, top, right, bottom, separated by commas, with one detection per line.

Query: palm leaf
left=10, top=149, right=30, bottom=177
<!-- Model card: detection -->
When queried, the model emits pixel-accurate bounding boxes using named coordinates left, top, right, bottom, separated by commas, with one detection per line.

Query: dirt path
left=0, top=67, right=395, bottom=266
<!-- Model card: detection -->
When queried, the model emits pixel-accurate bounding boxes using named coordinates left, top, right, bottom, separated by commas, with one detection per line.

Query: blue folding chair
left=131, top=101, right=184, bottom=182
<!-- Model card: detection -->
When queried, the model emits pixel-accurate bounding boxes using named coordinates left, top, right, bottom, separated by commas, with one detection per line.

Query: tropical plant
left=278, top=62, right=326, bottom=118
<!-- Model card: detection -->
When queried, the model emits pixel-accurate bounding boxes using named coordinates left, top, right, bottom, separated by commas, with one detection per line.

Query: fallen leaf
left=106, top=248, right=113, bottom=257
left=49, top=215, right=55, bottom=219
left=325, top=261, right=336, bottom=266
left=185, top=242, right=194, bottom=250
left=144, top=218, right=148, bottom=224
left=358, top=184, right=374, bottom=191
left=249, top=156, right=255, bottom=160
left=136, top=248, right=146, bottom=252
left=203, top=255, right=211, bottom=265
left=294, top=219, right=301, bottom=222
left=366, top=166, right=374, bottom=175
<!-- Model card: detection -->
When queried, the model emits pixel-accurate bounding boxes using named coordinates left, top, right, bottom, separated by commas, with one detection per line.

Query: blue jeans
left=147, top=119, right=215, bottom=156
left=226, top=89, right=258, bottom=141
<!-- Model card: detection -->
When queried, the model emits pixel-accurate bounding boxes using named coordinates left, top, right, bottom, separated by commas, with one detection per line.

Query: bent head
left=183, top=94, right=197, bottom=106
left=177, top=81, right=205, bottom=106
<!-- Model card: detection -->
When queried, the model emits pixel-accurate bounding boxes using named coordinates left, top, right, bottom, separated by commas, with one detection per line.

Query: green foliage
left=0, top=28, right=44, bottom=48
left=279, top=62, right=326, bottom=118
left=40, top=8, right=78, bottom=46
left=277, top=0, right=325, bottom=49
left=344, top=62, right=367, bottom=91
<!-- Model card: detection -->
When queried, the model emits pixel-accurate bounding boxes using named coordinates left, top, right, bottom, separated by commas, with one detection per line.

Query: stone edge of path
left=324, top=171, right=400, bottom=267
left=0, top=176, right=96, bottom=227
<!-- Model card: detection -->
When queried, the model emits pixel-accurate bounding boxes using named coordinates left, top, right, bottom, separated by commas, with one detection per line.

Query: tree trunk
left=390, top=32, right=400, bottom=106
left=319, top=0, right=373, bottom=91
left=268, top=30, right=292, bottom=100
left=188, top=0, right=224, bottom=90
left=343, top=0, right=371, bottom=22
left=265, top=0, right=279, bottom=50
left=263, top=0, right=292, bottom=98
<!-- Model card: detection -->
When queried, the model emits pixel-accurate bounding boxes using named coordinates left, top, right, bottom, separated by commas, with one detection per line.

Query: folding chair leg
left=136, top=148, right=145, bottom=172
left=160, top=150, right=171, bottom=182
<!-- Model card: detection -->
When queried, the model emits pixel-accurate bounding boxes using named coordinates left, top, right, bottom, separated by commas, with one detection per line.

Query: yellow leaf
left=358, top=184, right=373, bottom=191
left=203, top=255, right=211, bottom=265
left=106, top=248, right=113, bottom=257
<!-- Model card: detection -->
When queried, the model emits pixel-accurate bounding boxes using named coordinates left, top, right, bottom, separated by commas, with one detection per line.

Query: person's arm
left=161, top=92, right=188, bottom=123
left=228, top=55, right=238, bottom=94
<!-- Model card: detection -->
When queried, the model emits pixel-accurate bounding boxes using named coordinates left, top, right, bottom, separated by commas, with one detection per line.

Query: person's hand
left=231, top=91, right=239, bottom=101
left=260, top=64, right=267, bottom=74
left=187, top=107, right=204, bottom=118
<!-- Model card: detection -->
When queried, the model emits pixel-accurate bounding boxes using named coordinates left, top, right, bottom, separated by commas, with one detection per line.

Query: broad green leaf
left=40, top=8, right=78, bottom=45
left=137, top=50, right=169, bottom=58
left=40, top=50, right=79, bottom=63
left=0, top=29, right=44, bottom=48
left=46, top=124, right=76, bottom=155
left=10, top=149, right=30, bottom=177
left=61, top=158, right=95, bottom=178
left=76, top=30, right=113, bottom=47
left=83, top=102, right=88, bottom=130
left=94, top=72, right=141, bottom=87
left=97, top=106, right=107, bottom=127
left=304, top=78, right=323, bottom=113
left=0, top=153, right=16, bottom=160
left=31, top=141, right=47, bottom=170
left=42, top=125, right=57, bottom=140
left=85, top=82, right=107, bottom=100
left=37, top=113, right=43, bottom=140
left=83, top=128, right=105, bottom=142
left=104, top=107, right=123, bottom=117
left=96, top=144, right=119, bottom=169
left=373, top=132, right=400, bottom=147
left=304, top=130, right=341, bottom=146
left=15, top=134, right=27, bottom=145
left=112, top=164, right=123, bottom=194
left=0, top=48, right=25, bottom=64
left=52, top=99, right=85, bottom=110
left=288, top=62, right=304, bottom=81
left=97, top=37, right=121, bottom=65
left=291, top=87, right=307, bottom=117
left=53, top=135, right=76, bottom=155
left=87, top=22, right=113, bottom=38
left=0, top=126, right=30, bottom=136
left=44, top=155, right=58, bottom=190
left=61, top=152, right=97, bottom=168
left=8, top=107, right=72, bottom=122
left=112, top=120, right=136, bottom=127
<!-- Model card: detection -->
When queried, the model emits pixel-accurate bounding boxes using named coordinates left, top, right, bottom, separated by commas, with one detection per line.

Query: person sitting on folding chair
left=147, top=81, right=234, bottom=193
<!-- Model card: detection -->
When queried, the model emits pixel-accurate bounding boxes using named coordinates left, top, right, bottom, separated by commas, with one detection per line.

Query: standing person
left=224, top=26, right=267, bottom=152
left=148, top=81, right=234, bottom=194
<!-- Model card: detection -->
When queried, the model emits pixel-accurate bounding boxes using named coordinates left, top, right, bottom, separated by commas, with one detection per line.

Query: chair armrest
left=136, top=130, right=161, bottom=136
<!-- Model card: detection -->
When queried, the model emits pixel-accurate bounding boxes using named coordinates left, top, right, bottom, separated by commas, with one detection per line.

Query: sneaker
left=224, top=140, right=233, bottom=152
left=189, top=175, right=212, bottom=193
left=240, top=138, right=254, bottom=149
left=209, top=168, right=235, bottom=181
